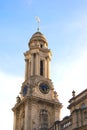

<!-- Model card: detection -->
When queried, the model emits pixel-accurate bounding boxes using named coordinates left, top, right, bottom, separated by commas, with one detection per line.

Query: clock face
left=39, top=83, right=49, bottom=94
left=22, top=85, right=28, bottom=96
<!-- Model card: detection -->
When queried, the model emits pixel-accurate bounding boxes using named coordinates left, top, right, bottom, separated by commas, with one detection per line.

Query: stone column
left=31, top=54, right=34, bottom=76
left=38, top=55, right=40, bottom=76
left=28, top=59, right=31, bottom=78
left=35, top=53, right=39, bottom=75
left=25, top=59, right=28, bottom=81
left=45, top=57, right=47, bottom=78
left=47, top=57, right=50, bottom=79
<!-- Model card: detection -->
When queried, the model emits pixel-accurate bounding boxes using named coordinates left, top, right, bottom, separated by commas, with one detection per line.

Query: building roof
left=28, top=31, right=48, bottom=47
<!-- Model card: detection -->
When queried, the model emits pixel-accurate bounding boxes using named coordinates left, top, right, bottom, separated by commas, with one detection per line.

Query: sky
left=0, top=0, right=87, bottom=129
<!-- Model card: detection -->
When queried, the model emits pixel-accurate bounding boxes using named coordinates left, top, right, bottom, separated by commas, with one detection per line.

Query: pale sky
left=0, top=0, right=87, bottom=130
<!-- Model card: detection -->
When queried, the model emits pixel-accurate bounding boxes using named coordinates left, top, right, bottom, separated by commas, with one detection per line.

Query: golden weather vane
left=35, top=16, right=40, bottom=32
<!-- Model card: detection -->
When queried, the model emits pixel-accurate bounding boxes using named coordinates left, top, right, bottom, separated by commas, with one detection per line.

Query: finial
left=16, top=95, right=21, bottom=103
left=72, top=90, right=76, bottom=97
left=35, top=16, right=40, bottom=32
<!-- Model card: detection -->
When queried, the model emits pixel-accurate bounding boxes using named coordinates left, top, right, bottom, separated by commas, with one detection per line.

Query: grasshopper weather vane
left=35, top=16, right=40, bottom=32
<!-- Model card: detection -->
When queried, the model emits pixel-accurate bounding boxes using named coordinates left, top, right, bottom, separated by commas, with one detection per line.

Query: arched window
left=40, top=60, right=44, bottom=76
left=40, top=44, right=43, bottom=48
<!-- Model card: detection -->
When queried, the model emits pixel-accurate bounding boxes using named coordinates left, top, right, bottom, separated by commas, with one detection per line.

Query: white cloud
left=0, top=71, right=23, bottom=130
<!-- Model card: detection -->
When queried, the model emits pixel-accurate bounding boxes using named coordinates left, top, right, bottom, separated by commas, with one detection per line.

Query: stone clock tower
left=12, top=31, right=62, bottom=130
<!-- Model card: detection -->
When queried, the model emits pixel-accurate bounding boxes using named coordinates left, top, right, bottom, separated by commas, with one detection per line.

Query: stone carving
left=54, top=91, right=58, bottom=100
left=16, top=96, right=21, bottom=103
left=39, top=109, right=48, bottom=130
left=30, top=77, right=38, bottom=86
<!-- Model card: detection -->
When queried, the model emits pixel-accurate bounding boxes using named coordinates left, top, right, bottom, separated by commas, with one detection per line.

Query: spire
left=35, top=16, right=40, bottom=31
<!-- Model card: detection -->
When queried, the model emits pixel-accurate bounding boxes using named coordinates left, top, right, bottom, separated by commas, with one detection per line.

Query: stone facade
left=49, top=89, right=87, bottom=130
left=12, top=31, right=62, bottom=130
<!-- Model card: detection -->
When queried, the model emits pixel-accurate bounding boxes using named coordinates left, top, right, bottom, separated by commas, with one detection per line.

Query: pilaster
left=13, top=111, right=17, bottom=130
left=24, top=101, right=31, bottom=130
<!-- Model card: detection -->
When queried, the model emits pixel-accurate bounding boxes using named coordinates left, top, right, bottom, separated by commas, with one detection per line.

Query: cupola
left=28, top=32, right=48, bottom=49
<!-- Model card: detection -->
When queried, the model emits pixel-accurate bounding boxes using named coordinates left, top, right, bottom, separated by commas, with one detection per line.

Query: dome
left=28, top=32, right=48, bottom=48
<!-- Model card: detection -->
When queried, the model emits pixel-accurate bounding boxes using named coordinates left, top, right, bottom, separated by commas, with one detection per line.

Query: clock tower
left=12, top=31, right=62, bottom=130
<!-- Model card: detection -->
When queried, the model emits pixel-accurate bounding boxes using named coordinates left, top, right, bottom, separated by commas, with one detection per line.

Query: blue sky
left=1, top=0, right=87, bottom=130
